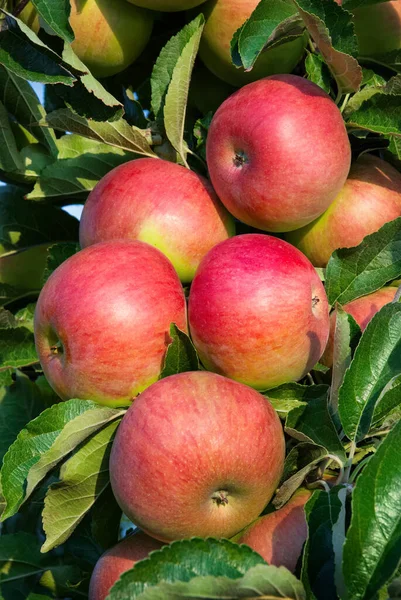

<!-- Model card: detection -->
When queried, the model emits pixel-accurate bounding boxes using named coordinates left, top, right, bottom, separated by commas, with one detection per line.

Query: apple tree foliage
left=0, top=0, right=400, bottom=598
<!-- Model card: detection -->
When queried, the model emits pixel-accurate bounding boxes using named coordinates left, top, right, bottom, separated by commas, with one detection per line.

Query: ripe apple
left=197, top=0, right=307, bottom=87
left=206, top=75, right=351, bottom=232
left=110, top=371, right=285, bottom=542
left=126, top=0, right=207, bottom=10
left=287, top=155, right=401, bottom=267
left=34, top=241, right=186, bottom=407
left=321, top=286, right=398, bottom=368
left=237, top=489, right=311, bottom=573
left=188, top=234, right=330, bottom=390
left=79, top=158, right=235, bottom=283
left=89, top=532, right=163, bottom=600
left=353, top=0, right=401, bottom=56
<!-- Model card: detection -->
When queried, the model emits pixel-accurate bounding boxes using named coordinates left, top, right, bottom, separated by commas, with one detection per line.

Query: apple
left=34, top=240, right=187, bottom=407
left=79, top=158, right=235, bottom=283
left=237, top=489, right=311, bottom=573
left=206, top=75, right=351, bottom=232
left=127, top=0, right=207, bottom=10
left=188, top=234, right=330, bottom=390
left=321, top=286, right=398, bottom=368
left=109, top=371, right=285, bottom=542
left=196, top=0, right=307, bottom=87
left=89, top=532, right=163, bottom=600
left=287, top=155, right=401, bottom=267
left=353, top=0, right=401, bottom=57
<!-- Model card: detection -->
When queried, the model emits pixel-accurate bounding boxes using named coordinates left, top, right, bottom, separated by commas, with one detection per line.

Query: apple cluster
left=33, top=75, right=401, bottom=600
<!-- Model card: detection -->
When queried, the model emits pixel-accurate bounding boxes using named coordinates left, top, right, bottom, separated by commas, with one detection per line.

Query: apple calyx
left=212, top=490, right=229, bottom=506
left=233, top=151, right=248, bottom=168
left=312, top=296, right=320, bottom=309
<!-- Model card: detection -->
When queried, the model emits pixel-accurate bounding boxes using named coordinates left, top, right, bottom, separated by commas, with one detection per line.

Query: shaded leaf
left=0, top=100, right=23, bottom=172
left=305, top=51, right=331, bottom=93
left=42, top=242, right=79, bottom=284
left=160, top=324, right=199, bottom=379
left=266, top=383, right=329, bottom=419
left=31, top=0, right=73, bottom=43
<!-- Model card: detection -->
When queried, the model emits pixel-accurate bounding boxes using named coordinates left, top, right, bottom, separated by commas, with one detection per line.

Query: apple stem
left=212, top=490, right=229, bottom=506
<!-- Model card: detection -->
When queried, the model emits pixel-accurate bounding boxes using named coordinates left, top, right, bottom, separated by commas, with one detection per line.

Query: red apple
left=188, top=234, right=330, bottom=390
left=353, top=0, right=401, bottom=56
left=287, top=155, right=401, bottom=267
left=109, top=371, right=285, bottom=542
left=127, top=0, right=207, bottom=10
left=237, top=489, right=311, bottom=573
left=197, top=0, right=307, bottom=87
left=206, top=75, right=351, bottom=232
left=89, top=532, right=163, bottom=600
left=34, top=241, right=186, bottom=407
left=79, top=158, right=235, bottom=283
left=321, top=286, right=398, bottom=368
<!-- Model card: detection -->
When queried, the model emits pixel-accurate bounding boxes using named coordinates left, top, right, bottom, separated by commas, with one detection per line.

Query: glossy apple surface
left=70, top=0, right=153, bottom=78
left=89, top=532, right=163, bottom=600
left=188, top=234, right=330, bottom=390
left=79, top=158, right=235, bottom=283
left=34, top=241, right=186, bottom=407
left=321, top=287, right=398, bottom=367
left=287, top=155, right=401, bottom=267
left=197, top=0, right=307, bottom=87
left=110, top=371, right=285, bottom=542
left=238, top=489, right=311, bottom=573
left=206, top=75, right=351, bottom=232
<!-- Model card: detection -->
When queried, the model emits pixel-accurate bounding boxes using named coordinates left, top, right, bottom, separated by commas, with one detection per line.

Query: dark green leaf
left=326, top=217, right=401, bottom=306
left=0, top=100, right=23, bottom=172
left=31, top=0, right=73, bottom=43
left=42, top=242, right=79, bottom=284
left=90, top=485, right=121, bottom=551
left=372, top=373, right=401, bottom=426
left=343, top=419, right=401, bottom=599
left=160, top=324, right=199, bottom=379
left=338, top=303, right=401, bottom=442
left=266, top=382, right=329, bottom=418
left=305, top=51, right=331, bottom=93
left=0, top=327, right=37, bottom=370
left=347, top=92, right=401, bottom=136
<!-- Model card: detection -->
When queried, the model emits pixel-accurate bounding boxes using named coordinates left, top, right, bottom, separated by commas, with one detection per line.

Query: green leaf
left=0, top=187, right=79, bottom=253
left=305, top=51, right=331, bottom=93
left=0, top=327, right=37, bottom=370
left=231, top=0, right=302, bottom=71
left=0, top=100, right=23, bottom=173
left=0, top=399, right=124, bottom=520
left=274, top=443, right=328, bottom=508
left=31, top=0, right=73, bottom=43
left=0, top=13, right=75, bottom=85
left=42, top=419, right=121, bottom=552
left=41, top=109, right=157, bottom=157
left=160, top=324, right=199, bottom=379
left=266, top=383, right=329, bottom=418
left=301, top=487, right=347, bottom=600
left=90, top=485, right=121, bottom=551
left=285, top=395, right=346, bottom=463
left=347, top=92, right=401, bottom=136
left=163, top=15, right=204, bottom=167
left=338, top=302, right=401, bottom=443
left=0, top=532, right=47, bottom=583
left=108, top=538, right=266, bottom=599
left=0, top=65, right=57, bottom=154
left=326, top=217, right=401, bottom=306
left=42, top=242, right=79, bottom=283
left=27, top=134, right=132, bottom=201
left=0, top=245, right=49, bottom=299
left=343, top=419, right=401, bottom=599
left=292, top=0, right=362, bottom=94
left=114, top=565, right=306, bottom=599
left=372, top=373, right=401, bottom=426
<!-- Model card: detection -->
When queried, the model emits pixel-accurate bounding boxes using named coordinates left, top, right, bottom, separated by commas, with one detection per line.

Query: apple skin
left=287, top=155, right=401, bottom=267
left=321, top=287, right=398, bottom=368
left=34, top=240, right=187, bottom=407
left=237, top=489, right=311, bottom=573
left=89, top=532, right=163, bottom=600
left=127, top=0, right=207, bottom=10
left=206, top=75, right=351, bottom=232
left=188, top=234, right=330, bottom=390
left=109, top=371, right=285, bottom=542
left=79, top=158, right=235, bottom=284
left=353, top=0, right=401, bottom=56
left=196, top=0, right=307, bottom=87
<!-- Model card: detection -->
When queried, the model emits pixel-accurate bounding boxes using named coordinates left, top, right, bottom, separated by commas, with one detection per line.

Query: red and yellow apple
left=34, top=240, right=186, bottom=407
left=110, top=371, right=285, bottom=542
left=188, top=234, right=330, bottom=390
left=321, top=286, right=398, bottom=367
left=237, top=489, right=311, bottom=573
left=197, top=0, right=307, bottom=87
left=89, top=532, right=163, bottom=600
left=206, top=75, right=351, bottom=232
left=127, top=0, right=207, bottom=10
left=287, top=155, right=401, bottom=267
left=79, top=158, right=235, bottom=283
left=352, top=0, right=401, bottom=57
